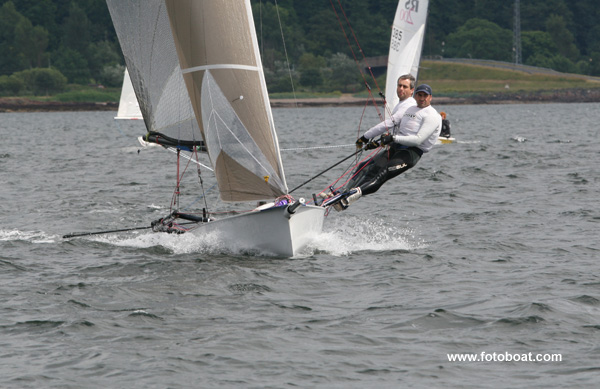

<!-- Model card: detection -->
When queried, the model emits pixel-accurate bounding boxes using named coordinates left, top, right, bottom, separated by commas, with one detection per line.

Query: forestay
left=106, top=0, right=201, bottom=145
left=164, top=0, right=288, bottom=202
left=385, top=0, right=429, bottom=112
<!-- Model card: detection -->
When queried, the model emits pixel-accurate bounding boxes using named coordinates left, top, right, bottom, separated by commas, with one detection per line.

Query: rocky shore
left=0, top=98, right=118, bottom=113
left=2, top=88, right=600, bottom=112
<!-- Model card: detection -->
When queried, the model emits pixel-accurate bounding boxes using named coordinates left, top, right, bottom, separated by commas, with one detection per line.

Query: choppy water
left=1, top=103, right=599, bottom=388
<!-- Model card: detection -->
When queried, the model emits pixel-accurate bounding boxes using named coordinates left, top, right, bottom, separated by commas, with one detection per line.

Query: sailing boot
left=332, top=200, right=345, bottom=212
left=319, top=187, right=342, bottom=208
left=321, top=192, right=345, bottom=209
left=345, top=187, right=362, bottom=205
left=319, top=186, right=340, bottom=199
left=332, top=187, right=362, bottom=212
left=318, top=190, right=334, bottom=200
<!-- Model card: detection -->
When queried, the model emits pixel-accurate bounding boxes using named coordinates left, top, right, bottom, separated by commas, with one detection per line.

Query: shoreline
left=271, top=88, right=600, bottom=107
left=0, top=98, right=118, bottom=113
left=2, top=88, right=600, bottom=112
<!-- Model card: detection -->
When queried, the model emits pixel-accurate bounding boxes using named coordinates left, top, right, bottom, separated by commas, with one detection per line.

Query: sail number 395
left=391, top=27, right=403, bottom=52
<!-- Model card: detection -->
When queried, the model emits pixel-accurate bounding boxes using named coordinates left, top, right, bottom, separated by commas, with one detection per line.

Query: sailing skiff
left=106, top=0, right=324, bottom=256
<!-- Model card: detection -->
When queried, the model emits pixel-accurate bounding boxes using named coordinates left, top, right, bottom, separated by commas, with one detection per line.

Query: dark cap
left=414, top=84, right=432, bottom=95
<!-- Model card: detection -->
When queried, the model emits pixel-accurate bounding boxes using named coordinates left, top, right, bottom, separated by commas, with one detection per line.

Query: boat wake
left=0, top=229, right=58, bottom=244
left=455, top=140, right=481, bottom=144
left=1, top=215, right=424, bottom=258
left=94, top=231, right=243, bottom=256
left=305, top=215, right=424, bottom=256
left=83, top=215, right=424, bottom=258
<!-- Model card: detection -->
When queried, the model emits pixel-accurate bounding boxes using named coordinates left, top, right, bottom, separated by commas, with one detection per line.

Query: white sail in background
left=115, top=68, right=142, bottom=120
left=165, top=0, right=287, bottom=202
left=385, top=0, right=429, bottom=112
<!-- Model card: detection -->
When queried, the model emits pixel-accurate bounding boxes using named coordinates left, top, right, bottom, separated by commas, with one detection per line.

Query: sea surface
left=1, top=103, right=599, bottom=388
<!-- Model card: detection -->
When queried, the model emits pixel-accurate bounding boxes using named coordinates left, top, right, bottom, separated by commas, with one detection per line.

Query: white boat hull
left=189, top=204, right=325, bottom=256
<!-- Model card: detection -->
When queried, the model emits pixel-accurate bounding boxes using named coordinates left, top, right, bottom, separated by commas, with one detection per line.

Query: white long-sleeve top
left=363, top=97, right=416, bottom=139
left=392, top=105, right=442, bottom=153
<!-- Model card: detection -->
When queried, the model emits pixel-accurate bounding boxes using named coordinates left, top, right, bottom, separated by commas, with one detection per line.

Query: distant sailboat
left=384, top=0, right=455, bottom=144
left=114, top=68, right=158, bottom=148
left=115, top=68, right=142, bottom=120
left=106, top=0, right=325, bottom=256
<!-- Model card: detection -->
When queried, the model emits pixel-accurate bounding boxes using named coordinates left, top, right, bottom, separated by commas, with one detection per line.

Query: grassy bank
left=3, top=60, right=600, bottom=106
left=417, top=60, right=600, bottom=97
left=1, top=85, right=121, bottom=103
left=349, top=60, right=600, bottom=99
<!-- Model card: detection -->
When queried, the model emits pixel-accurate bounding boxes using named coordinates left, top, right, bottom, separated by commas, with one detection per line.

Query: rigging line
left=63, top=226, right=152, bottom=238
left=171, top=147, right=196, bottom=212
left=330, top=147, right=383, bottom=193
left=180, top=183, right=218, bottom=212
left=171, top=149, right=182, bottom=211
left=164, top=146, right=213, bottom=171
left=274, top=0, right=298, bottom=108
left=288, top=149, right=360, bottom=194
left=356, top=100, right=371, bottom=159
left=273, top=0, right=304, bottom=157
left=62, top=221, right=201, bottom=239
left=209, top=108, right=281, bottom=184
left=280, top=144, right=355, bottom=151
left=329, top=0, right=391, bottom=120
left=194, top=147, right=210, bottom=213
left=171, top=145, right=202, bottom=213
left=329, top=1, right=367, bottom=85
left=334, top=0, right=387, bottom=103
left=329, top=0, right=385, bottom=122
left=203, top=74, right=283, bottom=186
left=259, top=0, right=263, bottom=61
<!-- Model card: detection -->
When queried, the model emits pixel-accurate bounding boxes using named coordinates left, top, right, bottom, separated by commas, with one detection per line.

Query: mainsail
left=385, top=0, right=429, bottom=111
left=106, top=0, right=201, bottom=146
left=115, top=68, right=142, bottom=120
left=164, top=0, right=288, bottom=202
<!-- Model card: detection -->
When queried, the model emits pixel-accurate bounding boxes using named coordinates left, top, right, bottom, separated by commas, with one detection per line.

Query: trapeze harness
left=352, top=105, right=441, bottom=196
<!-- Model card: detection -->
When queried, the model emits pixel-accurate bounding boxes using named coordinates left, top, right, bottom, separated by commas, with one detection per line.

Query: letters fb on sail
left=106, top=0, right=201, bottom=145
left=385, top=0, right=429, bottom=111
left=165, top=0, right=288, bottom=202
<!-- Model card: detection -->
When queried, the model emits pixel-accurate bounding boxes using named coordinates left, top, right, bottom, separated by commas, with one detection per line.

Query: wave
left=0, top=229, right=58, bottom=244
left=308, top=215, right=423, bottom=256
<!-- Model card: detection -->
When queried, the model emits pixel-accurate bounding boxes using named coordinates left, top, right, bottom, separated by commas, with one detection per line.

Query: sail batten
left=182, top=64, right=261, bottom=73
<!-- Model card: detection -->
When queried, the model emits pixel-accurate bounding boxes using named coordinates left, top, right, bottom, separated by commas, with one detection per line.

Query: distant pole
left=513, top=0, right=522, bottom=65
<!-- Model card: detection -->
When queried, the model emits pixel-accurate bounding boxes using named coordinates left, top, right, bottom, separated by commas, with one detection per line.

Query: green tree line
left=1, top=0, right=599, bottom=96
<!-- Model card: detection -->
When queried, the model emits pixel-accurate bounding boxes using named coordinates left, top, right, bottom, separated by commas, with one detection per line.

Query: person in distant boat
left=324, top=84, right=442, bottom=211
left=440, top=111, right=451, bottom=138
